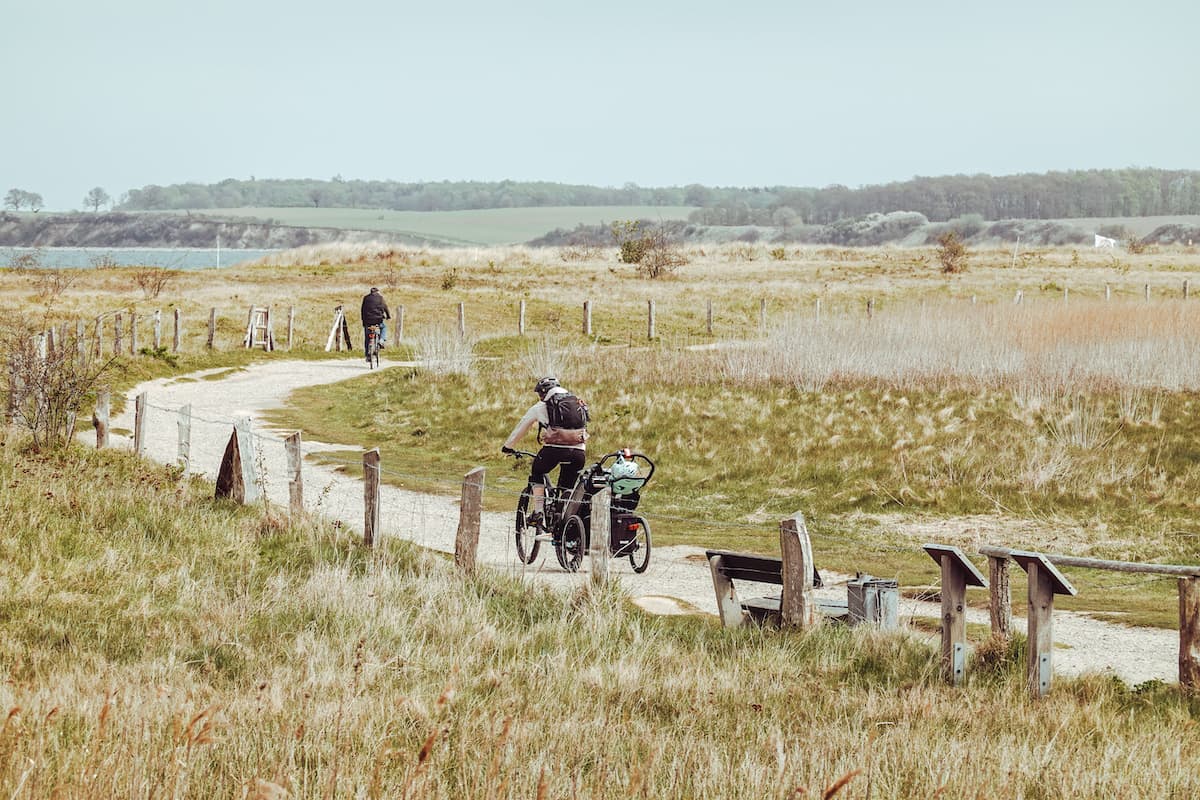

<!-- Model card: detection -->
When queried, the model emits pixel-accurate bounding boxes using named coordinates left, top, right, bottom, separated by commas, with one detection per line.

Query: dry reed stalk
left=821, top=769, right=862, bottom=799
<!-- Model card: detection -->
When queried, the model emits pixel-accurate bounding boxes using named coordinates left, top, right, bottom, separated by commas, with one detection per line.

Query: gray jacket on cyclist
left=503, top=386, right=586, bottom=451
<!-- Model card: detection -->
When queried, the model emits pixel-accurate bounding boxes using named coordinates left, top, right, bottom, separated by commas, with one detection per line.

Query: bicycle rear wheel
left=515, top=484, right=540, bottom=564
left=557, top=515, right=586, bottom=573
left=626, top=516, right=651, bottom=573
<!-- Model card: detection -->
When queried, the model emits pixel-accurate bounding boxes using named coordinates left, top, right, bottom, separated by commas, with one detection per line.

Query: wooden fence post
left=457, top=302, right=466, bottom=338
left=363, top=448, right=380, bottom=547
left=1013, top=290, right=1023, bottom=305
left=1145, top=283, right=1151, bottom=302
left=1185, top=280, right=1191, bottom=300
left=129, top=312, right=138, bottom=354
left=760, top=298, right=767, bottom=330
left=173, top=309, right=182, bottom=352
left=235, top=417, right=260, bottom=503
left=285, top=432, right=303, bottom=515
left=1181, top=577, right=1200, bottom=694
left=94, top=316, right=103, bottom=358
left=583, top=300, right=592, bottom=336
left=287, top=306, right=295, bottom=351
left=647, top=299, right=656, bottom=340
left=207, top=308, right=217, bottom=349
left=815, top=298, right=822, bottom=320
left=780, top=511, right=816, bottom=629
left=866, top=298, right=875, bottom=319
left=177, top=404, right=191, bottom=476
left=1105, top=283, right=1111, bottom=301
left=1010, top=550, right=1077, bottom=699
left=589, top=487, right=611, bottom=586
left=706, top=299, right=713, bottom=335
left=93, top=388, right=110, bottom=449
left=5, top=355, right=18, bottom=425
left=988, top=554, right=1012, bottom=639
left=454, top=466, right=485, bottom=573
left=518, top=300, right=526, bottom=336
left=395, top=304, right=404, bottom=342
left=134, top=392, right=148, bottom=455
left=114, top=312, right=123, bottom=355
left=76, top=320, right=85, bottom=362
left=153, top=310, right=162, bottom=349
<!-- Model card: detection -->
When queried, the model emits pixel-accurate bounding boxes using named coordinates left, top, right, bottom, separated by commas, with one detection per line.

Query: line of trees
left=112, top=168, right=1200, bottom=223
left=4, top=189, right=44, bottom=212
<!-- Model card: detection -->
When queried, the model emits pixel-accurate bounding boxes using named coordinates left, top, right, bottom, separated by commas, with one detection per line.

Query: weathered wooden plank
left=285, top=431, right=303, bottom=515
left=363, top=448, right=380, bottom=547
left=780, top=512, right=816, bottom=629
left=173, top=308, right=182, bottom=352
left=215, top=429, right=245, bottom=503
left=589, top=487, right=611, bottom=586
left=1026, top=560, right=1056, bottom=698
left=981, top=545, right=1200, bottom=578
left=1181, top=577, right=1200, bottom=694
left=942, top=554, right=968, bottom=685
left=708, top=554, right=747, bottom=628
left=454, top=466, right=485, bottom=573
left=234, top=417, right=260, bottom=504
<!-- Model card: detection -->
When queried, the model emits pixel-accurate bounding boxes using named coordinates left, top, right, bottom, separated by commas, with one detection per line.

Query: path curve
left=109, top=358, right=1178, bottom=686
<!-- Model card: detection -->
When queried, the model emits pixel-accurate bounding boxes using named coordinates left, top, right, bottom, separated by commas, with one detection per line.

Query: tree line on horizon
left=110, top=168, right=1200, bottom=224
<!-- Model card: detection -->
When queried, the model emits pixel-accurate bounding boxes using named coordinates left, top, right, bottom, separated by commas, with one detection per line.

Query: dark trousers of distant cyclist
left=530, top=445, right=586, bottom=515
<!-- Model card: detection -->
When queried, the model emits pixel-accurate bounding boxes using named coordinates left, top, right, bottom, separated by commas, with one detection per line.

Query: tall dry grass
left=3, top=436, right=1200, bottom=798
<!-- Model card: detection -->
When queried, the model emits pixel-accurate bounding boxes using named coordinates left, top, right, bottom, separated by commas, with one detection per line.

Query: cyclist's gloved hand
left=501, top=446, right=515, bottom=455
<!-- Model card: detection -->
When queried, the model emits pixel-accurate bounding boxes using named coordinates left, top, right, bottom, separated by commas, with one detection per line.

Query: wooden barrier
left=285, top=431, right=303, bottom=515
left=134, top=392, right=148, bottom=455
left=176, top=404, right=191, bottom=476
left=173, top=309, right=182, bottom=352
left=214, top=418, right=259, bottom=504
left=454, top=466, right=485, bottom=573
left=93, top=388, right=110, bottom=449
left=924, top=544, right=988, bottom=685
left=363, top=448, right=380, bottom=546
left=589, top=487, right=611, bottom=586
left=988, top=553, right=1012, bottom=638
left=1182, top=578, right=1200, bottom=692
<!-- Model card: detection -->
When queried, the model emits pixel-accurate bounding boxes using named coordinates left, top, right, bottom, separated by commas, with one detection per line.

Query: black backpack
left=545, top=392, right=589, bottom=429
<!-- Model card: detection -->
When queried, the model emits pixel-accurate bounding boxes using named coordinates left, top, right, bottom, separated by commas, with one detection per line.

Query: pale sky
left=3, top=0, right=1197, bottom=211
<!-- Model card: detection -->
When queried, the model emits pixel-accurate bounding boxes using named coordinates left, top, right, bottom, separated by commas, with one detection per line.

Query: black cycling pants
left=530, top=446, right=586, bottom=491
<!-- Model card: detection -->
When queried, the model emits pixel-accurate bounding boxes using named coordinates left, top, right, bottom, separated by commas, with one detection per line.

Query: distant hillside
left=115, top=169, right=1200, bottom=226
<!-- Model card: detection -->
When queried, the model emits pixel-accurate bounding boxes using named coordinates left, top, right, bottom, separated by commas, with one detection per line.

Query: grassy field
left=186, top=206, right=698, bottom=246
left=6, top=241, right=1200, bottom=795
left=2, top=439, right=1199, bottom=798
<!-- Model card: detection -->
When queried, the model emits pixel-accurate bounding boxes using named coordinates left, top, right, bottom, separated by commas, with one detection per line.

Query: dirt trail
left=109, top=358, right=1178, bottom=687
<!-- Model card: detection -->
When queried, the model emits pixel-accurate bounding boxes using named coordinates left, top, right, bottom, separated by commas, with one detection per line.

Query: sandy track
left=108, top=358, right=1178, bottom=686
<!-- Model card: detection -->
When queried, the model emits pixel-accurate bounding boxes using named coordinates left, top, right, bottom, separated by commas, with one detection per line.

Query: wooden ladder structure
left=243, top=305, right=275, bottom=351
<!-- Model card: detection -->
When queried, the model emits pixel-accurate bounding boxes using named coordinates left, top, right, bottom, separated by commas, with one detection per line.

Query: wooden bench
left=706, top=549, right=847, bottom=627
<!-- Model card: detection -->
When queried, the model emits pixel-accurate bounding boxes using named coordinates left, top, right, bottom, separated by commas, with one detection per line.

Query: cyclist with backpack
left=501, top=376, right=588, bottom=528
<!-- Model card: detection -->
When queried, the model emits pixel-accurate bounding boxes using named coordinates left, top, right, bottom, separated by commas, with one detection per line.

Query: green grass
left=188, top=205, right=698, bottom=246
left=1, top=435, right=1198, bottom=798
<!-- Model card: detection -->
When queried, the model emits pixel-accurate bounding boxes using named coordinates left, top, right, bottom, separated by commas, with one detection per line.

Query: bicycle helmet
left=609, top=455, right=641, bottom=496
left=534, top=376, right=560, bottom=398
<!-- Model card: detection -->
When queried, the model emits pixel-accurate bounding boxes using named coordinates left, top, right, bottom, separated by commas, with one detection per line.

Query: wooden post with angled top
left=1181, top=578, right=1200, bottom=694
left=176, top=404, right=191, bottom=476
left=455, top=466, right=485, bottom=573
left=590, top=487, right=611, bottom=586
left=780, top=511, right=816, bottom=629
left=134, top=392, right=148, bottom=455
left=285, top=432, right=303, bottom=515
left=93, top=388, right=110, bottom=449
left=1009, top=550, right=1077, bottom=698
left=363, top=448, right=380, bottom=547
left=924, top=544, right=988, bottom=685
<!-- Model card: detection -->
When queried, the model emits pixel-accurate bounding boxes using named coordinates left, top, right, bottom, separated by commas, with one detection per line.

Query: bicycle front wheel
left=515, top=485, right=540, bottom=564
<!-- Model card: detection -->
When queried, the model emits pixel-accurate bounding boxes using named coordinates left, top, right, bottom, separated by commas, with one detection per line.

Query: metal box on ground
left=847, top=574, right=899, bottom=628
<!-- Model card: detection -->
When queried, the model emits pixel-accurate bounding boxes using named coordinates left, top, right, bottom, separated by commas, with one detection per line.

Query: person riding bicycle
left=501, top=376, right=588, bottom=529
left=360, top=287, right=391, bottom=360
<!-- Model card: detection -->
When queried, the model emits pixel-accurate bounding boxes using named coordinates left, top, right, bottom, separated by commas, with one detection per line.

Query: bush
left=768, top=247, right=787, bottom=261
left=610, top=220, right=687, bottom=278
left=936, top=232, right=968, bottom=273
left=131, top=266, right=178, bottom=299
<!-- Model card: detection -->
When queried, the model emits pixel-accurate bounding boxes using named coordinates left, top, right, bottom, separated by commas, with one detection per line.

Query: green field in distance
left=194, top=205, right=698, bottom=246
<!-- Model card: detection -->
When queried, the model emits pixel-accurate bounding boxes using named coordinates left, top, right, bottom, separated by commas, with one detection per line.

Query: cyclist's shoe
left=526, top=511, right=544, bottom=530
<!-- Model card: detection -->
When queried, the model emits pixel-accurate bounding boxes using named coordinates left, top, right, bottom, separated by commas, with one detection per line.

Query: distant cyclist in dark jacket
left=360, top=287, right=391, bottom=357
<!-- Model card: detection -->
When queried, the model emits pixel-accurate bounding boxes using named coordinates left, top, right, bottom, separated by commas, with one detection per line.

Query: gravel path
left=109, top=358, right=1179, bottom=687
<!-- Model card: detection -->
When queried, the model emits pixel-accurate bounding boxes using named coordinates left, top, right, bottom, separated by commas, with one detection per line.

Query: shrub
left=936, top=232, right=968, bottom=273
left=131, top=266, right=178, bottom=299
left=610, top=219, right=687, bottom=278
left=1125, top=236, right=1149, bottom=255
left=769, top=247, right=787, bottom=261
